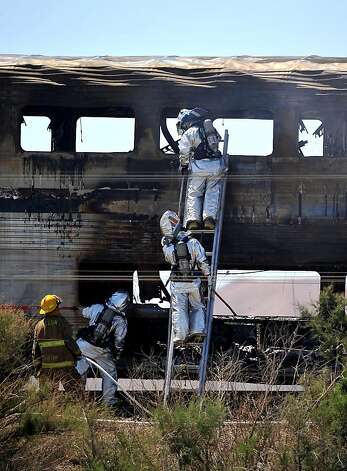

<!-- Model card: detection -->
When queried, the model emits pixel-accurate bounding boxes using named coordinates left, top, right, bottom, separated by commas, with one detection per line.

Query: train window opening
left=76, top=117, right=135, bottom=152
left=213, top=118, right=273, bottom=155
left=160, top=117, right=179, bottom=153
left=298, top=119, right=324, bottom=157
left=134, top=270, right=170, bottom=306
left=160, top=117, right=274, bottom=156
left=20, top=116, right=52, bottom=151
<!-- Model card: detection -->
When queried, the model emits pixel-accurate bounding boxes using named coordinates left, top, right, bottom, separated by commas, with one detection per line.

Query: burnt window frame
left=74, top=107, right=136, bottom=154
left=343, top=115, right=347, bottom=156
left=159, top=108, right=274, bottom=157
left=213, top=110, right=274, bottom=157
left=19, top=106, right=136, bottom=154
left=20, top=114, right=52, bottom=152
left=20, top=106, right=57, bottom=152
left=160, top=107, right=183, bottom=155
left=298, top=114, right=325, bottom=158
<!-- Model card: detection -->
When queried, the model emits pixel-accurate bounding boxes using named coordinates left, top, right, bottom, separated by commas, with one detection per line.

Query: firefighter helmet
left=39, top=294, right=62, bottom=315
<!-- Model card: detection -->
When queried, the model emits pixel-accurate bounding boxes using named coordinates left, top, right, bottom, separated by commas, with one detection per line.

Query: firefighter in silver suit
left=160, top=210, right=210, bottom=344
left=177, top=108, right=223, bottom=231
left=76, top=290, right=129, bottom=406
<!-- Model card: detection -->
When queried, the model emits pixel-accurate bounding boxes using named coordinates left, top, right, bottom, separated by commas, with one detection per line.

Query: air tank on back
left=203, top=119, right=220, bottom=153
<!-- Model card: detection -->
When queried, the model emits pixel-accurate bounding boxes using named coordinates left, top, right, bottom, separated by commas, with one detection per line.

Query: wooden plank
left=109, top=379, right=305, bottom=393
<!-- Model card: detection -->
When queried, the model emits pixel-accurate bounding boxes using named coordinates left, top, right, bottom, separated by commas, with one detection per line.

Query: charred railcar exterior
left=1, top=56, right=347, bottom=321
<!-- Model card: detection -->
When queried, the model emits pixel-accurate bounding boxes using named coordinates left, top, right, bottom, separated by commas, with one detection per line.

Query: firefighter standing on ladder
left=160, top=210, right=210, bottom=344
left=177, top=108, right=223, bottom=231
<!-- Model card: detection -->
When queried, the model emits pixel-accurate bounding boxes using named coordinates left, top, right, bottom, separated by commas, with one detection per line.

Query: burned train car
left=0, top=55, right=347, bottom=335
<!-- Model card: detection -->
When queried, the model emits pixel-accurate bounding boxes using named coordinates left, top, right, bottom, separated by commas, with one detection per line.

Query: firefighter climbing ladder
left=163, top=130, right=229, bottom=404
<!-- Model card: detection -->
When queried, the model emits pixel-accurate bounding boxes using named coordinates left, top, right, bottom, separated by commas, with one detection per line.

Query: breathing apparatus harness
left=78, top=305, right=125, bottom=350
left=180, top=109, right=220, bottom=161
left=193, top=119, right=221, bottom=161
left=172, top=236, right=192, bottom=277
left=168, top=223, right=199, bottom=281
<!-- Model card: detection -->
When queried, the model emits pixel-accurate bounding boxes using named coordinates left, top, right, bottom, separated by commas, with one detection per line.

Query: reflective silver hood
left=106, top=290, right=130, bottom=314
left=160, top=210, right=180, bottom=237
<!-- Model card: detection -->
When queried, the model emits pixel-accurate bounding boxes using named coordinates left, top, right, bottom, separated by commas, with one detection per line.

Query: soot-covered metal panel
left=0, top=55, right=347, bottom=310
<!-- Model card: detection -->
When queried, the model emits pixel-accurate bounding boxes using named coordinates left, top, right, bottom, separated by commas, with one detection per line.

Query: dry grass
left=0, top=370, right=345, bottom=471
left=0, top=305, right=33, bottom=378
left=0, top=291, right=346, bottom=470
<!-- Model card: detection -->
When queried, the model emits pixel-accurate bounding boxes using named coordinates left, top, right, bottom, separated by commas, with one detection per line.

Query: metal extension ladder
left=163, top=130, right=229, bottom=404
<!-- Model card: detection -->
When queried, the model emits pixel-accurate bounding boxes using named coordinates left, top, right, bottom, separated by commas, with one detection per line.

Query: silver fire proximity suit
left=76, top=291, right=129, bottom=406
left=179, top=123, right=223, bottom=227
left=160, top=210, right=210, bottom=343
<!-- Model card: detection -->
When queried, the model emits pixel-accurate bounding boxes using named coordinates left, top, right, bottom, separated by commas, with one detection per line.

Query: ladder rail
left=163, top=130, right=229, bottom=402
left=178, top=168, right=188, bottom=222
left=163, top=307, right=175, bottom=405
left=163, top=167, right=187, bottom=404
left=198, top=130, right=229, bottom=395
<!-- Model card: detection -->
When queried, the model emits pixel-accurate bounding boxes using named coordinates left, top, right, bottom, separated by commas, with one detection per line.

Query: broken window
left=21, top=116, right=52, bottom=151
left=76, top=117, right=135, bottom=152
left=298, top=119, right=324, bottom=157
left=213, top=118, right=273, bottom=156
left=160, top=118, right=179, bottom=153
left=160, top=116, right=274, bottom=156
left=160, top=111, right=274, bottom=156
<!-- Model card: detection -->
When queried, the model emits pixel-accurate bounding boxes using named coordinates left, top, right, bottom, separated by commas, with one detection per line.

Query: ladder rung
left=182, top=342, right=204, bottom=347
left=189, top=229, right=215, bottom=234
left=174, top=364, right=200, bottom=372
left=174, top=341, right=204, bottom=348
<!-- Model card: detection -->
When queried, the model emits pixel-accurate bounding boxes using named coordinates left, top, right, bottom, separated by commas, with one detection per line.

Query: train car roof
left=0, top=55, right=347, bottom=90
left=1, top=54, right=346, bottom=70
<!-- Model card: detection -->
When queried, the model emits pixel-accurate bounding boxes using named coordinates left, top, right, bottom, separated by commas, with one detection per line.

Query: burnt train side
left=0, top=56, right=347, bottom=323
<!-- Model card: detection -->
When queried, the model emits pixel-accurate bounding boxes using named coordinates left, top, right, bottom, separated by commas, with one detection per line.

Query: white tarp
left=213, top=270, right=320, bottom=319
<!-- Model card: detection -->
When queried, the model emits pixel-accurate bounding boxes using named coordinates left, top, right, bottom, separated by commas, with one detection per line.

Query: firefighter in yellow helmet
left=32, top=294, right=81, bottom=391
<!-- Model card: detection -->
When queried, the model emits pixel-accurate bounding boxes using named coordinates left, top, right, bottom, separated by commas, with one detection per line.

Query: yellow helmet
left=39, top=294, right=62, bottom=315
